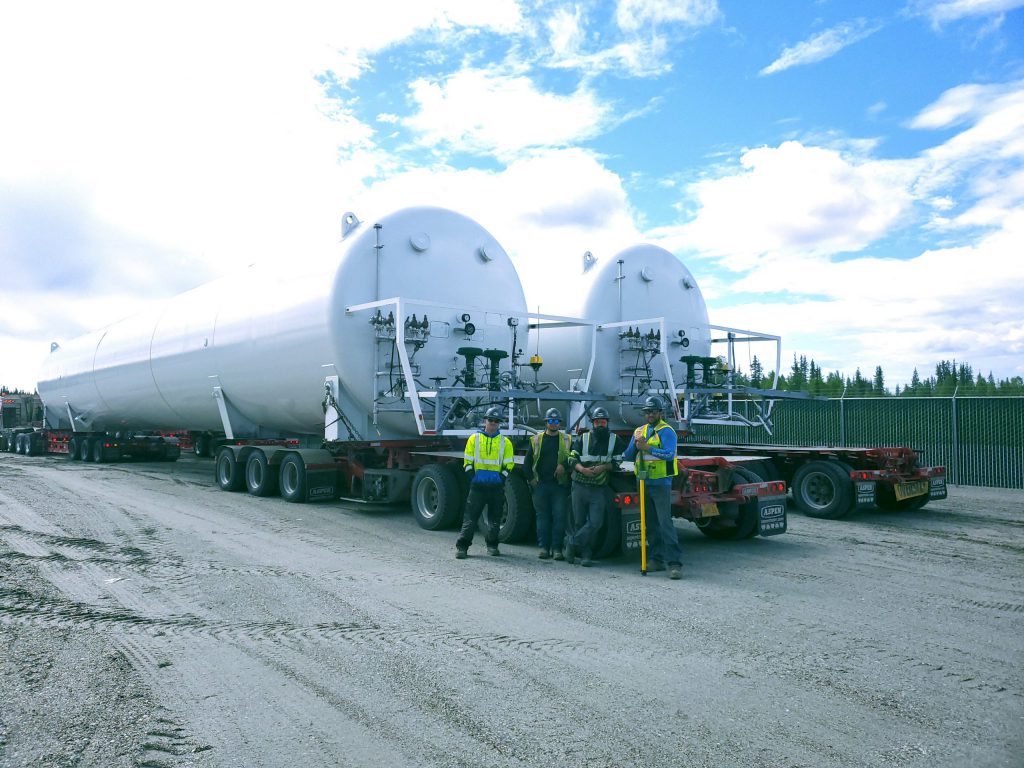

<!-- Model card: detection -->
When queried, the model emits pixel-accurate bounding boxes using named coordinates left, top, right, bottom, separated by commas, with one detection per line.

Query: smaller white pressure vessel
left=525, top=244, right=712, bottom=429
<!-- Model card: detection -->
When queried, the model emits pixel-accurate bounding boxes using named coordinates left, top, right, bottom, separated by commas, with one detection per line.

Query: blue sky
left=1, top=0, right=1022, bottom=392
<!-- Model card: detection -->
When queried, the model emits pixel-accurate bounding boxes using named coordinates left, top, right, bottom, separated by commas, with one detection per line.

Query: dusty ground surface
left=0, top=454, right=1021, bottom=768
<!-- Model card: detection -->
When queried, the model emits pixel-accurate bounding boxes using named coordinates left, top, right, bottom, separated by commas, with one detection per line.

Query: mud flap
left=929, top=476, right=948, bottom=501
left=854, top=480, right=876, bottom=510
left=757, top=498, right=787, bottom=536
left=305, top=465, right=341, bottom=501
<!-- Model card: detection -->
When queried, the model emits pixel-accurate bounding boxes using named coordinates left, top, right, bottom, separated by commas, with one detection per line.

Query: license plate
left=894, top=480, right=928, bottom=501
left=700, top=502, right=719, bottom=518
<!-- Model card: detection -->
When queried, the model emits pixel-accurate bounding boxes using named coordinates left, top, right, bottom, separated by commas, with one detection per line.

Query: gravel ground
left=0, top=454, right=1021, bottom=768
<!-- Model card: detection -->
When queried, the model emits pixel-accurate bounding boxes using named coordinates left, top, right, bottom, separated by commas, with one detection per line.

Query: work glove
left=464, top=467, right=475, bottom=482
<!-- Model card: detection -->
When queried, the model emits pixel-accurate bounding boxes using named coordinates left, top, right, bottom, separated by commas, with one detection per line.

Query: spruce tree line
left=737, top=356, right=1024, bottom=397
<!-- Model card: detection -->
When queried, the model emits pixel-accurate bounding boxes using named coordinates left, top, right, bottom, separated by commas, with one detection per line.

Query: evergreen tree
left=873, top=365, right=886, bottom=396
left=749, top=355, right=764, bottom=389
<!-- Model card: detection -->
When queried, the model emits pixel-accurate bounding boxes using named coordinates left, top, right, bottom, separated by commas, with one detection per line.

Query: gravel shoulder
left=1, top=455, right=1022, bottom=768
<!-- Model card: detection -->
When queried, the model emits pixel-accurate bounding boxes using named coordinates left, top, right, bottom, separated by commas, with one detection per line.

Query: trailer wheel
left=245, top=451, right=278, bottom=497
left=592, top=504, right=622, bottom=559
left=875, top=483, right=930, bottom=512
left=792, top=460, right=853, bottom=519
left=695, top=466, right=761, bottom=540
left=67, top=437, right=80, bottom=461
left=410, top=464, right=462, bottom=530
left=279, top=454, right=307, bottom=503
left=193, top=434, right=210, bottom=458
left=79, top=438, right=94, bottom=462
left=481, top=473, right=533, bottom=543
left=91, top=439, right=106, bottom=463
left=215, top=448, right=245, bottom=492
left=13, top=434, right=24, bottom=454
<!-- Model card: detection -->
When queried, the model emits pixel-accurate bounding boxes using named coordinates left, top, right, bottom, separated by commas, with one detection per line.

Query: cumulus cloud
left=403, top=68, right=614, bottom=157
left=656, top=142, right=918, bottom=268
left=760, top=20, right=880, bottom=75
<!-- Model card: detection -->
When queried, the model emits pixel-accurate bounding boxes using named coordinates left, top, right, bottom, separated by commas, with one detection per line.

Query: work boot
left=669, top=567, right=682, bottom=580
left=455, top=548, right=468, bottom=560
left=580, top=549, right=593, bottom=567
left=647, top=560, right=666, bottom=572
left=538, top=549, right=551, bottom=559
left=552, top=550, right=565, bottom=561
left=563, top=544, right=575, bottom=565
left=487, top=546, right=501, bottom=556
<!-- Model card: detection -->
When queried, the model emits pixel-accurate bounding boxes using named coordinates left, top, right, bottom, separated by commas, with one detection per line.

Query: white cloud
left=403, top=68, right=614, bottom=157
left=615, top=0, right=720, bottom=32
left=760, top=20, right=880, bottom=76
left=656, top=142, right=918, bottom=268
left=914, top=0, right=1024, bottom=24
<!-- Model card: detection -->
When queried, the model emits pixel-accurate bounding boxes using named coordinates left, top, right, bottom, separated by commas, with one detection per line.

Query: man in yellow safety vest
left=622, top=396, right=683, bottom=579
left=456, top=405, right=515, bottom=559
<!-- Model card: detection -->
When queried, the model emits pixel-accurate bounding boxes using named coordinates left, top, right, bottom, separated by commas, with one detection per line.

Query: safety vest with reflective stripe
left=529, top=431, right=571, bottom=486
left=571, top=431, right=619, bottom=486
left=634, top=420, right=678, bottom=481
left=464, top=431, right=514, bottom=484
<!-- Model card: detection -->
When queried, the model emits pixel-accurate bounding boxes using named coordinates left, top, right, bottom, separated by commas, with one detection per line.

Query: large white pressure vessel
left=38, top=207, right=528, bottom=440
left=524, top=244, right=711, bottom=428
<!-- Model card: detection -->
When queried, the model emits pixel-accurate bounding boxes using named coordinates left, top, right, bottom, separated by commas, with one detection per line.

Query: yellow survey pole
left=634, top=424, right=649, bottom=576
left=639, top=477, right=648, bottom=576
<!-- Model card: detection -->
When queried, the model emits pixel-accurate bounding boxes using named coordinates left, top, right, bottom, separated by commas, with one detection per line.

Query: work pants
left=642, top=482, right=683, bottom=567
left=533, top=482, right=568, bottom=554
left=570, top=483, right=609, bottom=558
left=456, top=484, right=503, bottom=551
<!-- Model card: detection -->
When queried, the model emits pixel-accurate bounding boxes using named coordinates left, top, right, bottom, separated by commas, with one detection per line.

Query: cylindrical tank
left=522, top=243, right=711, bottom=429
left=38, top=207, right=529, bottom=439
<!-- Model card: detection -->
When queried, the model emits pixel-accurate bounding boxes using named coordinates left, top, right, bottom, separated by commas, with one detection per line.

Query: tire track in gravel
left=0, top=583, right=593, bottom=658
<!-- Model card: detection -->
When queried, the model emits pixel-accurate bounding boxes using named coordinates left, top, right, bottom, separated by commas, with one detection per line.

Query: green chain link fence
left=688, top=396, right=1024, bottom=489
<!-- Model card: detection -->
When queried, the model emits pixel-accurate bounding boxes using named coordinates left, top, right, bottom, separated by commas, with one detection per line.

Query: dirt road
left=1, top=454, right=1021, bottom=767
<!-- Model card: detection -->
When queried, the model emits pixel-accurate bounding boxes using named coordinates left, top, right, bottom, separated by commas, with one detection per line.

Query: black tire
left=695, top=466, right=762, bottom=541
left=161, top=443, right=181, bottom=462
left=410, top=464, right=462, bottom=530
left=279, top=453, right=307, bottom=503
left=791, top=460, right=853, bottom=519
left=875, top=483, right=930, bottom=512
left=91, top=439, right=105, bottom=463
left=592, top=502, right=622, bottom=559
left=481, top=473, right=534, bottom=543
left=79, top=438, right=93, bottom=462
left=67, top=437, right=80, bottom=461
left=244, top=451, right=278, bottom=497
left=14, top=434, right=25, bottom=455
left=215, top=448, right=245, bottom=492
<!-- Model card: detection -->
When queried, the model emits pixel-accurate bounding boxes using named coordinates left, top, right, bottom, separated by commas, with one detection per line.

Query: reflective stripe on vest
left=470, top=433, right=511, bottom=469
left=580, top=431, right=617, bottom=464
left=636, top=421, right=678, bottom=480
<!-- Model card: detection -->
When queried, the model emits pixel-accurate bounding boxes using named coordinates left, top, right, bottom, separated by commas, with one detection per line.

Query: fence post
left=839, top=384, right=847, bottom=446
left=950, top=386, right=959, bottom=485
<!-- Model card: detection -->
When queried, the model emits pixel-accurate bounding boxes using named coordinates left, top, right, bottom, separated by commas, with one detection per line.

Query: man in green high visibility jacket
left=456, top=406, right=515, bottom=559
left=622, top=396, right=683, bottom=579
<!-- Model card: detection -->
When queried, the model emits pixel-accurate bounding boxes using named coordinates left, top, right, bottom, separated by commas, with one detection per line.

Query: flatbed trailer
left=679, top=443, right=947, bottom=518
left=7, top=428, right=182, bottom=463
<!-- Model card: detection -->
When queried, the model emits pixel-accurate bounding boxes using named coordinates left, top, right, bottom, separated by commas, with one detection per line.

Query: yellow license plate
left=894, top=480, right=928, bottom=501
left=700, top=502, right=720, bottom=518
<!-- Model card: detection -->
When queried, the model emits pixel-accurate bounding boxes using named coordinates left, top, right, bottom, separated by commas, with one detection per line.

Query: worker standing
left=523, top=408, right=572, bottom=560
left=621, top=397, right=683, bottom=579
left=566, top=406, right=620, bottom=567
left=456, top=406, right=515, bottom=559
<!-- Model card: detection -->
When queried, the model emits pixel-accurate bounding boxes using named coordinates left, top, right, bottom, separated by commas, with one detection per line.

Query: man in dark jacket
left=523, top=408, right=571, bottom=559
left=566, top=406, right=620, bottom=566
